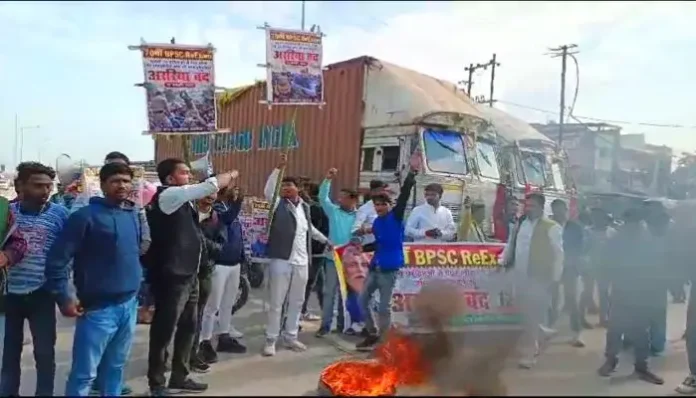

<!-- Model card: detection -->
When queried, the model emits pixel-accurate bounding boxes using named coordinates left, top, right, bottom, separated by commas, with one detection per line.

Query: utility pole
left=548, top=44, right=578, bottom=147
left=13, top=114, right=18, bottom=167
left=461, top=53, right=501, bottom=107
left=301, top=0, right=306, bottom=30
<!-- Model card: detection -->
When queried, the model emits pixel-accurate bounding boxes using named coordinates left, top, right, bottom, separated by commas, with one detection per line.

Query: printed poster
left=333, top=242, right=521, bottom=333
left=265, top=27, right=324, bottom=105
left=239, top=199, right=271, bottom=262
left=141, top=44, right=216, bottom=133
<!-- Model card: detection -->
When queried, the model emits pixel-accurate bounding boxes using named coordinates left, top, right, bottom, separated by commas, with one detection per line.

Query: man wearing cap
left=458, top=197, right=488, bottom=242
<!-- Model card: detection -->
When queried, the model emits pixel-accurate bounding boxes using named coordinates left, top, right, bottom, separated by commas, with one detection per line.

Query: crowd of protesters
left=0, top=147, right=695, bottom=396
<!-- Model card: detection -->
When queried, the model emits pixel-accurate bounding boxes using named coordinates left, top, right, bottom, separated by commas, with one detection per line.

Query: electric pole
left=461, top=53, right=501, bottom=107
left=301, top=0, right=306, bottom=30
left=548, top=44, right=578, bottom=147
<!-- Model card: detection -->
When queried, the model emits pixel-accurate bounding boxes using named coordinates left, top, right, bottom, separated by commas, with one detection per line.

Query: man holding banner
left=262, top=155, right=330, bottom=357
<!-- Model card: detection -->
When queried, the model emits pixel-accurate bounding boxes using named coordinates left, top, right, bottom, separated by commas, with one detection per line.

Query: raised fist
left=278, top=153, right=288, bottom=168
left=327, top=168, right=338, bottom=179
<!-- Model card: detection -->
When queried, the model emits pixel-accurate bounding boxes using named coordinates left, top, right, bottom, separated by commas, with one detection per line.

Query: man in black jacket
left=189, top=192, right=227, bottom=373
left=143, top=159, right=236, bottom=396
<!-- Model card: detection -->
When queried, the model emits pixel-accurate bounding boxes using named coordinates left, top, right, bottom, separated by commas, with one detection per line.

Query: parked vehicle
left=231, top=261, right=252, bottom=315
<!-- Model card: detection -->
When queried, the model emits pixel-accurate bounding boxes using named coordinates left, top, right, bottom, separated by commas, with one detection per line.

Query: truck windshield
left=475, top=141, right=500, bottom=179
left=520, top=151, right=547, bottom=187
left=422, top=129, right=467, bottom=175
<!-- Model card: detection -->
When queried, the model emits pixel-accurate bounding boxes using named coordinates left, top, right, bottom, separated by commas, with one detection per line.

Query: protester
left=262, top=154, right=330, bottom=357
left=354, top=154, right=419, bottom=352
left=0, top=195, right=28, bottom=374
left=189, top=192, right=227, bottom=373
left=405, top=183, right=455, bottom=242
left=45, top=162, right=142, bottom=396
left=1, top=162, right=69, bottom=396
left=198, top=186, right=247, bottom=364
left=501, top=192, right=563, bottom=369
left=143, top=158, right=237, bottom=395
left=643, top=202, right=671, bottom=356
left=315, top=168, right=359, bottom=337
left=352, top=179, right=387, bottom=248
left=583, top=207, right=616, bottom=327
left=549, top=199, right=586, bottom=347
left=597, top=208, right=663, bottom=384
left=458, top=197, right=489, bottom=242
left=300, top=182, right=328, bottom=322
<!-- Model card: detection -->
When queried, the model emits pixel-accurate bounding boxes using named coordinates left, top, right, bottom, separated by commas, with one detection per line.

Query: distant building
left=532, top=122, right=621, bottom=194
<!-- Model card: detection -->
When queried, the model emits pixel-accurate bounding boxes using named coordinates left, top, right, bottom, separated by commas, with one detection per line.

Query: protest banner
left=239, top=198, right=271, bottom=262
left=333, top=242, right=520, bottom=333
left=140, top=44, right=216, bottom=134
left=264, top=27, right=324, bottom=105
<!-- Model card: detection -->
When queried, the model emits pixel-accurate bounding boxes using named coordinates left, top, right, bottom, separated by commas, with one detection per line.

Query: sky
left=1, top=0, right=696, bottom=168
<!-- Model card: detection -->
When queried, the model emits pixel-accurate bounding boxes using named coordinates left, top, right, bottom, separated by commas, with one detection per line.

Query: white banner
left=264, top=27, right=324, bottom=105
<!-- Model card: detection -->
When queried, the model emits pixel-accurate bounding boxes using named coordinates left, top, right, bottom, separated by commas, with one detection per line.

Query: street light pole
left=18, top=125, right=40, bottom=163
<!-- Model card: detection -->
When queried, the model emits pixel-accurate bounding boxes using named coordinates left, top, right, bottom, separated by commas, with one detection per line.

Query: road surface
left=9, top=286, right=692, bottom=396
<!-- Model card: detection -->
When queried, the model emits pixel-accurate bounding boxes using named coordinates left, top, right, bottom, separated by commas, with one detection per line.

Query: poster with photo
left=141, top=44, right=216, bottom=133
left=265, top=27, right=324, bottom=105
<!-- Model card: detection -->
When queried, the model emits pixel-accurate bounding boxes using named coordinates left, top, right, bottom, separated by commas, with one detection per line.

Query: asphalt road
left=7, top=286, right=692, bottom=396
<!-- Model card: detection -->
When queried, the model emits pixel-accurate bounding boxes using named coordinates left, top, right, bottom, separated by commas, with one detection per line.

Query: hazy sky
left=1, top=1, right=695, bottom=168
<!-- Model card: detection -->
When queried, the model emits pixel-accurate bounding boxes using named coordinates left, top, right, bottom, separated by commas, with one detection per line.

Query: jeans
left=320, top=260, right=345, bottom=332
left=265, top=260, right=308, bottom=341
left=65, top=297, right=138, bottom=396
left=360, top=269, right=398, bottom=337
left=0, top=288, right=56, bottom=397
left=686, top=286, right=696, bottom=375
left=649, top=291, right=667, bottom=353
left=302, top=257, right=325, bottom=315
left=0, top=315, right=5, bottom=375
left=147, top=274, right=198, bottom=389
left=200, top=265, right=241, bottom=341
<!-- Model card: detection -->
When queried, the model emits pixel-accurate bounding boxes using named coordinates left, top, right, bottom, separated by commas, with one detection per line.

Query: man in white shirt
left=351, top=179, right=388, bottom=246
left=405, top=183, right=456, bottom=242
left=501, top=192, right=563, bottom=369
left=262, top=154, right=329, bottom=357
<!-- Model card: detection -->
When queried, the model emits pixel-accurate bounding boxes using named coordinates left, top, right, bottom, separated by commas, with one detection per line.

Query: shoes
left=190, top=356, right=211, bottom=374
left=168, top=378, right=209, bottom=393
left=580, top=319, right=594, bottom=330
left=570, top=334, right=585, bottom=348
left=598, top=357, right=618, bottom=377
left=262, top=338, right=276, bottom=357
left=199, top=340, right=218, bottom=364
left=217, top=334, right=247, bottom=354
left=315, top=328, right=329, bottom=338
left=635, top=366, right=664, bottom=385
left=518, top=357, right=537, bottom=369
left=283, top=337, right=307, bottom=352
left=302, top=313, right=321, bottom=322
left=676, top=374, right=696, bottom=394
left=356, top=335, right=380, bottom=352
left=149, top=386, right=169, bottom=396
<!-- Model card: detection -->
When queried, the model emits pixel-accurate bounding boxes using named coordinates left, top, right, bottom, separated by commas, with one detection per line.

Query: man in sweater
left=44, top=162, right=143, bottom=396
left=355, top=154, right=419, bottom=352
left=1, top=162, right=69, bottom=396
left=143, top=159, right=237, bottom=395
left=501, top=192, right=563, bottom=369
left=315, top=168, right=359, bottom=337
left=262, top=154, right=330, bottom=357
left=300, top=182, right=328, bottom=322
left=405, top=183, right=456, bottom=243
left=197, top=186, right=247, bottom=364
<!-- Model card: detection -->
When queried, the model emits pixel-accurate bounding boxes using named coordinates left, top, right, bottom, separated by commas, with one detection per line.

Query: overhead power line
left=497, top=99, right=696, bottom=130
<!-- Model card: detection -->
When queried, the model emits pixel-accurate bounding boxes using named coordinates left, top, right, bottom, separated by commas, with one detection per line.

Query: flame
left=320, top=359, right=397, bottom=396
left=320, top=328, right=429, bottom=396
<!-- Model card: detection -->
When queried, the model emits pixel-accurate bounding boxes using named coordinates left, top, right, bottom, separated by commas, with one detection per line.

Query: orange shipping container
left=155, top=57, right=368, bottom=197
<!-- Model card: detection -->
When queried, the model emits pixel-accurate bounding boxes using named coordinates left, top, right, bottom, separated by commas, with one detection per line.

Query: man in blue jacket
left=354, top=155, right=419, bottom=351
left=315, top=167, right=359, bottom=337
left=45, top=162, right=143, bottom=396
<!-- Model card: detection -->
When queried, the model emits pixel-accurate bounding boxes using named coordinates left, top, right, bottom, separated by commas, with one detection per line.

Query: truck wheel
left=231, top=275, right=250, bottom=315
